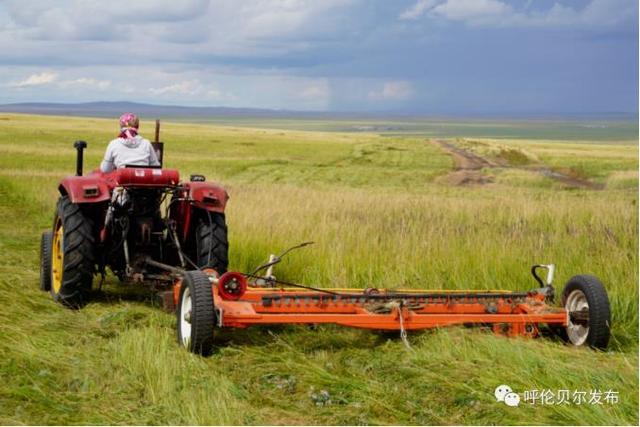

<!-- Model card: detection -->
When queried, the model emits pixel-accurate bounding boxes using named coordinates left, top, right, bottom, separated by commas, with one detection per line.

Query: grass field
left=0, top=113, right=637, bottom=425
left=184, top=115, right=638, bottom=141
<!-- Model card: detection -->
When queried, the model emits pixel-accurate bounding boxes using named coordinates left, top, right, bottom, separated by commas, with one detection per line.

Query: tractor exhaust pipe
left=73, top=140, right=87, bottom=176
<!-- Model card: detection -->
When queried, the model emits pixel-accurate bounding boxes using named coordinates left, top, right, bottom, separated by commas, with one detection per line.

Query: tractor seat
left=109, top=167, right=180, bottom=187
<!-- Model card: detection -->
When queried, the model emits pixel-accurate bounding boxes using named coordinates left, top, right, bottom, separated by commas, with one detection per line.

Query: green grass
left=0, top=113, right=637, bottom=425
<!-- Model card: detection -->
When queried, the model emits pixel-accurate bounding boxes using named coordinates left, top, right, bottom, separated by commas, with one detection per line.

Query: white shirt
left=100, top=135, right=160, bottom=172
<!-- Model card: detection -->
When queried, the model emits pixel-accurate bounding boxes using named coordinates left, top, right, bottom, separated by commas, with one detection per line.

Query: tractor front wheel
left=561, top=275, right=610, bottom=349
left=177, top=270, right=216, bottom=356
left=50, top=196, right=96, bottom=308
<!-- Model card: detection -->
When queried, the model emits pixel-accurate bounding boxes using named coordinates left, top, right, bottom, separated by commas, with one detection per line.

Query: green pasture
left=0, top=114, right=637, bottom=425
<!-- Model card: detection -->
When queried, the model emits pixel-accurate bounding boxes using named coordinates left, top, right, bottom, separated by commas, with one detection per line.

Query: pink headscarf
left=118, top=112, right=139, bottom=139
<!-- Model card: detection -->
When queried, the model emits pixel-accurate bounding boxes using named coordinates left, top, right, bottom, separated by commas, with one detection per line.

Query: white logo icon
left=495, top=385, right=512, bottom=402
left=495, top=385, right=520, bottom=407
left=504, top=392, right=521, bottom=407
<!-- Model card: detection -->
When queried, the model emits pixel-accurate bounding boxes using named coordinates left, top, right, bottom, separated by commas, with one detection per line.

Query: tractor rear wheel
left=177, top=270, right=216, bottom=356
left=561, top=275, right=610, bottom=349
left=195, top=213, right=228, bottom=274
left=40, top=231, right=53, bottom=291
left=50, top=196, right=96, bottom=308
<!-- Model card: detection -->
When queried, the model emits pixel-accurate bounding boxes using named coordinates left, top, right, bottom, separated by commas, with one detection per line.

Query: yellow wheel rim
left=52, top=219, right=64, bottom=294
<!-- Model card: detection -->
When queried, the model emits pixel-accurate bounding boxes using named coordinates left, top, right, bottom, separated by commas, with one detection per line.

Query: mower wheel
left=50, top=196, right=96, bottom=309
left=195, top=213, right=228, bottom=274
left=561, top=275, right=610, bottom=349
left=40, top=231, right=53, bottom=291
left=177, top=270, right=216, bottom=356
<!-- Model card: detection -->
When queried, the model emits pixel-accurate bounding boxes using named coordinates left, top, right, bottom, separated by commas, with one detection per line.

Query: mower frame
left=172, top=261, right=611, bottom=355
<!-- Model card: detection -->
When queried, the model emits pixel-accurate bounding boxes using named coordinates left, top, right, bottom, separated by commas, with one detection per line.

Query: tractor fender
left=187, top=181, right=229, bottom=213
left=58, top=175, right=111, bottom=204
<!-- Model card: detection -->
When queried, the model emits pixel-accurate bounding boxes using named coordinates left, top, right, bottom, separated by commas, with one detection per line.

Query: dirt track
left=436, top=140, right=496, bottom=170
left=432, top=139, right=603, bottom=189
left=434, top=140, right=496, bottom=185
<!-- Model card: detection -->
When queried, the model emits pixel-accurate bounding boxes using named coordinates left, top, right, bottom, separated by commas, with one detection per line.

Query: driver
left=100, top=113, right=160, bottom=173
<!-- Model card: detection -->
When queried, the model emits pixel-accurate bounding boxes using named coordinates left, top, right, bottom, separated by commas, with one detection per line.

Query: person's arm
left=100, top=142, right=115, bottom=172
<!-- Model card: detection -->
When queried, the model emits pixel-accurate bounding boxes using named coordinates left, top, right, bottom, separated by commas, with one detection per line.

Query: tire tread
left=178, top=271, right=216, bottom=356
left=51, top=196, right=96, bottom=308
left=40, top=231, right=53, bottom=291
left=562, top=274, right=611, bottom=349
left=195, top=213, right=228, bottom=274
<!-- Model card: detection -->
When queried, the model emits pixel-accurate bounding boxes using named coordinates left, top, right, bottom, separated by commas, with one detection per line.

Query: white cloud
left=149, top=79, right=236, bottom=101
left=368, top=81, right=412, bottom=101
left=398, top=0, right=635, bottom=28
left=110, top=0, right=210, bottom=22
left=11, top=72, right=57, bottom=87
left=1, top=0, right=359, bottom=57
left=150, top=81, right=201, bottom=96
left=431, top=0, right=511, bottom=23
left=4, top=0, right=210, bottom=37
left=59, top=78, right=112, bottom=90
left=9, top=73, right=112, bottom=91
left=399, top=0, right=440, bottom=20
left=299, top=83, right=330, bottom=100
left=236, top=76, right=331, bottom=110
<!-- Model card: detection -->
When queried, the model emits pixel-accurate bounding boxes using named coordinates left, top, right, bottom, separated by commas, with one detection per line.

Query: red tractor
left=39, top=129, right=229, bottom=308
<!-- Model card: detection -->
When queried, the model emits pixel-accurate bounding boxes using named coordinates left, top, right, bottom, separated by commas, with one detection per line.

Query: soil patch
left=433, top=140, right=496, bottom=185
left=432, top=139, right=603, bottom=189
left=535, top=167, right=604, bottom=190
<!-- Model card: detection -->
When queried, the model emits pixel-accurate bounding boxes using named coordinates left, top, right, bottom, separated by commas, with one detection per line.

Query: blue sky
left=0, top=0, right=637, bottom=113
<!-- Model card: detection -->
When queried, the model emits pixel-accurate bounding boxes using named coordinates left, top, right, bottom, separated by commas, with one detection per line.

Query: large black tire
left=50, top=196, right=96, bottom=308
left=561, top=275, right=610, bottom=350
left=195, top=213, right=228, bottom=274
left=40, top=231, right=53, bottom=291
left=177, top=271, right=216, bottom=356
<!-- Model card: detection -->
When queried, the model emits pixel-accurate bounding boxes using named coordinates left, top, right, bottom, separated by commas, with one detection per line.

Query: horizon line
left=0, top=100, right=637, bottom=120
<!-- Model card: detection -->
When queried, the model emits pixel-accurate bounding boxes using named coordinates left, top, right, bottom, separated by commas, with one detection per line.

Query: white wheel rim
left=566, top=289, right=589, bottom=346
left=180, top=287, right=192, bottom=348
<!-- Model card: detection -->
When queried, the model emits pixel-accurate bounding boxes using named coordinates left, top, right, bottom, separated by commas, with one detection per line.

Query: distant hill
left=0, top=101, right=314, bottom=119
left=0, top=101, right=636, bottom=121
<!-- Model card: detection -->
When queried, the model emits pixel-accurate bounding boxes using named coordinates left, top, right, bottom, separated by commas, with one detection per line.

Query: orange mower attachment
left=173, top=262, right=611, bottom=356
